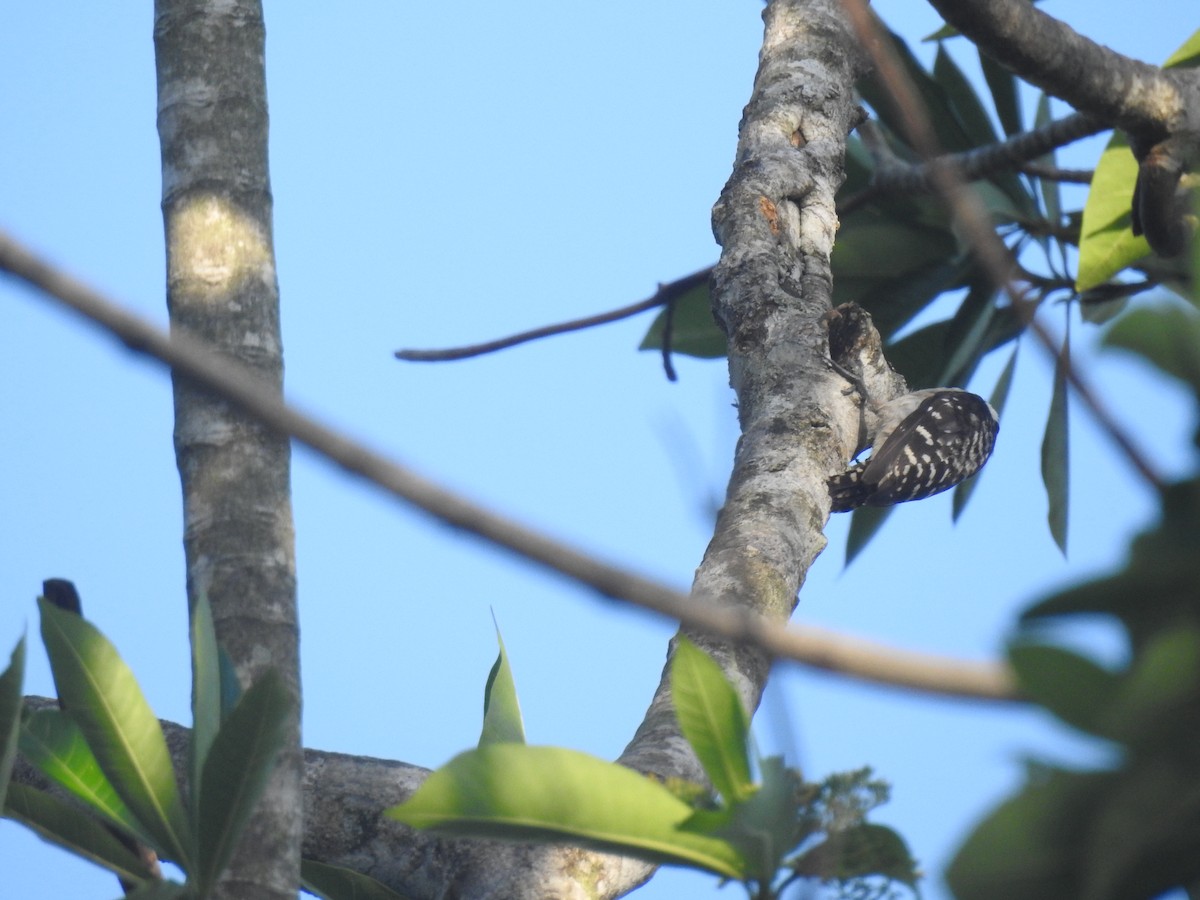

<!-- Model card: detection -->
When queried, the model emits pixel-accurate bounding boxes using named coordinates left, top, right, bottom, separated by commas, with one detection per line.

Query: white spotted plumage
left=828, top=388, right=999, bottom=512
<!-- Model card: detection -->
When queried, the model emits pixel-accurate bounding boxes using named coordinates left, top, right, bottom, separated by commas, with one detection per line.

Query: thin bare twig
left=394, top=267, right=710, bottom=371
left=1018, top=161, right=1093, bottom=184
left=0, top=227, right=1017, bottom=702
left=842, top=0, right=1165, bottom=492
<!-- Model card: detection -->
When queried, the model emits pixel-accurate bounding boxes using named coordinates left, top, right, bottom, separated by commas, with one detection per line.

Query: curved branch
left=922, top=0, right=1195, bottom=138
left=868, top=111, right=1106, bottom=194
left=394, top=268, right=709, bottom=366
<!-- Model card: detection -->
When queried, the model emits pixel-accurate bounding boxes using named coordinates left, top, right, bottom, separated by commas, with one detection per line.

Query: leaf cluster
left=0, top=591, right=393, bottom=899
left=389, top=632, right=918, bottom=899
left=946, top=305, right=1200, bottom=899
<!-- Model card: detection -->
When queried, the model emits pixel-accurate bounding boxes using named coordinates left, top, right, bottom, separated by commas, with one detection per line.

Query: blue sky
left=1, top=2, right=1196, bottom=897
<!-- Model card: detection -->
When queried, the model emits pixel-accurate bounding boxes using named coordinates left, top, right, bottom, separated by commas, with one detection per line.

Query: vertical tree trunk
left=153, top=2, right=301, bottom=897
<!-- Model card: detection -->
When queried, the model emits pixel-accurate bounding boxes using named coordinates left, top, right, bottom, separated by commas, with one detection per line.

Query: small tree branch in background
left=842, top=0, right=1166, bottom=493
left=0, top=227, right=1017, bottom=703
left=394, top=267, right=709, bottom=377
left=1018, top=161, right=1093, bottom=184
left=841, top=112, right=1106, bottom=215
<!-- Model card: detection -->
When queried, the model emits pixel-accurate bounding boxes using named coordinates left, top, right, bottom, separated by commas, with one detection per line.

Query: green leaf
left=38, top=598, right=192, bottom=868
left=1077, top=133, right=1148, bottom=292
left=194, top=670, right=291, bottom=895
left=479, top=617, right=525, bottom=747
left=791, top=822, right=919, bottom=887
left=933, top=46, right=1032, bottom=216
left=1076, top=32, right=1199, bottom=291
left=670, top=638, right=752, bottom=805
left=301, top=858, right=417, bottom=900
left=936, top=43, right=1001, bottom=144
left=218, top=647, right=243, bottom=719
left=1106, top=626, right=1200, bottom=746
left=0, top=637, right=25, bottom=809
left=2, top=782, right=155, bottom=886
left=18, top=708, right=157, bottom=849
left=639, top=278, right=725, bottom=359
left=709, top=756, right=800, bottom=883
left=190, top=593, right=221, bottom=824
left=858, top=31, right=974, bottom=154
left=954, top=347, right=1016, bottom=521
left=1079, top=754, right=1200, bottom=900
left=938, top=281, right=998, bottom=386
left=886, top=320, right=954, bottom=390
left=387, top=744, right=748, bottom=879
left=946, top=766, right=1112, bottom=900
left=979, top=49, right=1022, bottom=138
left=1103, top=305, right=1200, bottom=393
left=1007, top=643, right=1118, bottom=738
left=1033, top=94, right=1062, bottom=227
left=1040, top=324, right=1069, bottom=554
left=1163, top=27, right=1200, bottom=68
left=845, top=505, right=892, bottom=566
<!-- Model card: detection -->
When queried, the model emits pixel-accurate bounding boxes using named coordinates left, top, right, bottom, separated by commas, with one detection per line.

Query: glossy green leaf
left=845, top=505, right=892, bottom=566
left=0, top=637, right=25, bottom=809
left=1008, top=643, right=1117, bottom=738
left=670, top=638, right=752, bottom=805
left=1076, top=133, right=1148, bottom=291
left=18, top=708, right=157, bottom=849
left=387, top=744, right=748, bottom=879
left=2, top=782, right=155, bottom=886
left=1040, top=325, right=1069, bottom=554
left=953, top=347, right=1016, bottom=521
left=1103, top=305, right=1200, bottom=392
left=301, top=858, right=417, bottom=900
left=639, top=278, right=725, bottom=359
left=480, top=618, right=525, bottom=747
left=979, top=49, right=1022, bottom=138
left=38, top=598, right=192, bottom=868
left=190, top=593, right=220, bottom=824
left=195, top=670, right=291, bottom=894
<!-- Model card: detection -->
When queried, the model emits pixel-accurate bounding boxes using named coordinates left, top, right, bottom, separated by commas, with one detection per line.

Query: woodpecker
left=828, top=388, right=999, bottom=512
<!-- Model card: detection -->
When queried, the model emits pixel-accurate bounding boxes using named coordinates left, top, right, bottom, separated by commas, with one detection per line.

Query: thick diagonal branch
left=619, top=0, right=871, bottom=786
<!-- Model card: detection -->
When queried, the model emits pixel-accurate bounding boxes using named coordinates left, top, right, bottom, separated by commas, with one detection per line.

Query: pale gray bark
left=153, top=1, right=301, bottom=897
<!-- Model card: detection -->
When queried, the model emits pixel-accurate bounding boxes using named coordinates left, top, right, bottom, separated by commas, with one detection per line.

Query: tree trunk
left=153, top=1, right=301, bottom=897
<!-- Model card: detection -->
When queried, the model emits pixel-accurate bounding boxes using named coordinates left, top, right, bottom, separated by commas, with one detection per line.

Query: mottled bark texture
left=619, top=0, right=871, bottom=789
left=153, top=2, right=301, bottom=898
